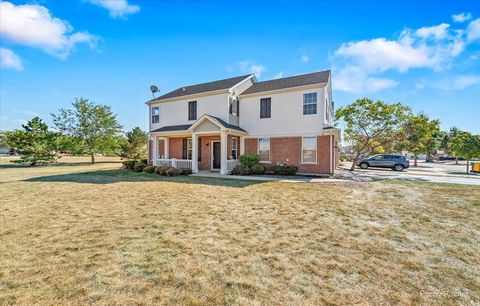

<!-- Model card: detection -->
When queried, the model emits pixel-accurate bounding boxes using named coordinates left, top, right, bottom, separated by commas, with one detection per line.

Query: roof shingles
left=149, top=74, right=252, bottom=102
left=241, top=70, right=330, bottom=95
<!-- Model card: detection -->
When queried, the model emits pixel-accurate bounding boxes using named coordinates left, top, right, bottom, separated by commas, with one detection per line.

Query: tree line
left=335, top=98, right=480, bottom=173
left=4, top=98, right=148, bottom=165
left=4, top=97, right=479, bottom=173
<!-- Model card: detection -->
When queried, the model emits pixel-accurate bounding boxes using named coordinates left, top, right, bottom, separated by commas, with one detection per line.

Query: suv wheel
left=359, top=162, right=369, bottom=169
left=393, top=164, right=404, bottom=171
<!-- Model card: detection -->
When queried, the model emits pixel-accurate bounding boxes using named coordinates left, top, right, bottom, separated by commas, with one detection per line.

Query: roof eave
left=239, top=82, right=328, bottom=98
left=145, top=88, right=230, bottom=105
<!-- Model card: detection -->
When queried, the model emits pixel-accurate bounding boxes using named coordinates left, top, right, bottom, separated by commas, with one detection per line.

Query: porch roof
left=150, top=115, right=247, bottom=134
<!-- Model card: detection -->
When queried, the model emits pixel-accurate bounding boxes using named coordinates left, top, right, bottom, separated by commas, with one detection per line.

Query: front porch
left=149, top=115, right=247, bottom=174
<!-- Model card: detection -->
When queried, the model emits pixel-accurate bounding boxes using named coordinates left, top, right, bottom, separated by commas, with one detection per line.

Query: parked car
left=356, top=154, right=410, bottom=171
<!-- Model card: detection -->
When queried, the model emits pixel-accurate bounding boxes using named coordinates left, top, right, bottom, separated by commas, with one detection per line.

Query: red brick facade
left=152, top=134, right=336, bottom=175
left=244, top=135, right=335, bottom=175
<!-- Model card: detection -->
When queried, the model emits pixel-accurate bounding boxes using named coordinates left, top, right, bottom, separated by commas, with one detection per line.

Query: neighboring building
left=146, top=70, right=340, bottom=175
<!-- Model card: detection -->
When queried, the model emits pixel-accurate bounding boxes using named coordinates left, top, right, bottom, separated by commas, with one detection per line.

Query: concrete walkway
left=191, top=171, right=348, bottom=183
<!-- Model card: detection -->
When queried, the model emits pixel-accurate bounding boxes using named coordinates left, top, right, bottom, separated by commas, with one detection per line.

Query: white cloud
left=452, top=12, right=472, bottom=23
left=301, top=55, right=309, bottom=63
left=86, top=0, right=140, bottom=19
left=273, top=71, right=284, bottom=79
left=237, top=60, right=266, bottom=78
left=334, top=67, right=398, bottom=93
left=415, top=75, right=480, bottom=91
left=0, top=1, right=98, bottom=59
left=415, top=23, right=450, bottom=40
left=332, top=19, right=478, bottom=93
left=466, top=18, right=480, bottom=42
left=0, top=48, right=23, bottom=70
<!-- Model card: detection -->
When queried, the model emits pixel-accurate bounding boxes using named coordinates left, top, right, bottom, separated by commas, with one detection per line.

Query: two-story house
left=146, top=70, right=340, bottom=175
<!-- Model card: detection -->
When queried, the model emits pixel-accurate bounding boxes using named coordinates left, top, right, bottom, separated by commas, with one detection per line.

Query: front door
left=212, top=142, right=221, bottom=170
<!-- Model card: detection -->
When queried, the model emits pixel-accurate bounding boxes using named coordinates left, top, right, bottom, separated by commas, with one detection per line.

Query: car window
left=372, top=155, right=384, bottom=160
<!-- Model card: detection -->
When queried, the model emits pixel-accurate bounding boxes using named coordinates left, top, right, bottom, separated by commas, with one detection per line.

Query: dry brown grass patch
left=1, top=157, right=479, bottom=305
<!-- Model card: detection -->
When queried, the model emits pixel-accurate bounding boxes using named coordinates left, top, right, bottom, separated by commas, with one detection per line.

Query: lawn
left=1, top=157, right=479, bottom=305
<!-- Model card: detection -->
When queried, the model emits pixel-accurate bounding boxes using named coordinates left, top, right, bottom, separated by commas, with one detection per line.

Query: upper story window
left=303, top=93, right=317, bottom=115
left=229, top=98, right=239, bottom=116
left=258, top=138, right=270, bottom=162
left=260, top=98, right=271, bottom=118
left=151, top=106, right=159, bottom=123
left=302, top=136, right=317, bottom=163
left=188, top=101, right=197, bottom=120
left=325, top=98, right=329, bottom=121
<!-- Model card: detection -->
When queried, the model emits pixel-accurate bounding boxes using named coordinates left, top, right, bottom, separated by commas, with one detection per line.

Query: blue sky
left=1, top=0, right=479, bottom=133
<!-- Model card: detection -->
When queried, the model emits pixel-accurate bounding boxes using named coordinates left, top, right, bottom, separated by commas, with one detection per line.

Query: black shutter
left=260, top=99, right=265, bottom=118
left=237, top=99, right=240, bottom=116
left=193, top=101, right=197, bottom=120
left=198, top=138, right=201, bottom=161
left=266, top=99, right=271, bottom=118
left=182, top=138, right=187, bottom=159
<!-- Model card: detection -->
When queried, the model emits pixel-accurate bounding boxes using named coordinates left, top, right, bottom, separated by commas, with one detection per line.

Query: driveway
left=338, top=160, right=480, bottom=185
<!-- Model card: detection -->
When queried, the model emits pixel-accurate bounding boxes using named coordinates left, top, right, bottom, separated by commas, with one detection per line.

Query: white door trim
left=211, top=141, right=221, bottom=171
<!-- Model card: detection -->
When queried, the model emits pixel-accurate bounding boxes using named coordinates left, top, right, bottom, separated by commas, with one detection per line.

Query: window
left=151, top=106, right=159, bottom=123
left=188, top=101, right=197, bottom=120
left=258, top=138, right=270, bottom=162
left=182, top=137, right=201, bottom=161
left=231, top=137, right=238, bottom=159
left=260, top=98, right=271, bottom=118
left=303, top=93, right=317, bottom=115
left=302, top=136, right=317, bottom=163
left=229, top=98, right=239, bottom=116
left=325, top=98, right=329, bottom=121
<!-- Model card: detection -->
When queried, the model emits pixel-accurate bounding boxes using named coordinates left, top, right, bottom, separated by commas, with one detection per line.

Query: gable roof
left=240, top=70, right=330, bottom=96
left=149, top=74, right=253, bottom=102
left=150, top=115, right=247, bottom=133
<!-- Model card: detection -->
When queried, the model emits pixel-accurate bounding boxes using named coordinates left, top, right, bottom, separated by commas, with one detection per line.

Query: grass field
left=1, top=157, right=479, bottom=305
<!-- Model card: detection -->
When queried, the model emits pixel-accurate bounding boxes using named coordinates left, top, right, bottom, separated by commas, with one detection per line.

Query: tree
left=397, top=113, right=440, bottom=166
left=4, top=117, right=57, bottom=165
left=449, top=132, right=480, bottom=173
left=335, top=98, right=411, bottom=171
left=52, top=98, right=123, bottom=164
left=119, top=127, right=148, bottom=160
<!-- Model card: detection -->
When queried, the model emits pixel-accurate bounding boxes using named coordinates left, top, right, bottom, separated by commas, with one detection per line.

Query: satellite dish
left=150, top=85, right=159, bottom=98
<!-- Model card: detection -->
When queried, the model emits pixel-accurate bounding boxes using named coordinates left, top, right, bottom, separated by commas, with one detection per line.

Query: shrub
left=133, top=162, right=146, bottom=172
left=166, top=167, right=181, bottom=177
left=156, top=166, right=170, bottom=175
left=230, top=165, right=241, bottom=175
left=239, top=164, right=251, bottom=175
left=143, top=165, right=156, bottom=173
left=141, top=159, right=148, bottom=164
left=273, top=164, right=298, bottom=175
left=239, top=154, right=260, bottom=168
left=250, top=164, right=265, bottom=175
left=180, top=168, right=192, bottom=175
left=122, top=160, right=136, bottom=170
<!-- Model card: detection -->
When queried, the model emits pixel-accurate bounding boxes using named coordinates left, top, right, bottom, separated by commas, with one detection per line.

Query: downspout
left=329, top=134, right=333, bottom=175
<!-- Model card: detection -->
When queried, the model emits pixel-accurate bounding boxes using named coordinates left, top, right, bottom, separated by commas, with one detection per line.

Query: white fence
left=227, top=159, right=240, bottom=172
left=156, top=159, right=192, bottom=169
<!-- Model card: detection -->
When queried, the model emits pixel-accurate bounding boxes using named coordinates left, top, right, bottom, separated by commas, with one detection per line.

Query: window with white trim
left=303, top=93, right=317, bottom=115
left=187, top=138, right=192, bottom=159
left=231, top=137, right=238, bottom=159
left=258, top=138, right=270, bottom=162
left=151, top=106, right=159, bottom=123
left=302, top=136, right=317, bottom=163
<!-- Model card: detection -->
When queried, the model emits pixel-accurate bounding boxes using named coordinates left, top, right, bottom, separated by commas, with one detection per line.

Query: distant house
left=0, top=132, right=10, bottom=154
left=146, top=71, right=340, bottom=175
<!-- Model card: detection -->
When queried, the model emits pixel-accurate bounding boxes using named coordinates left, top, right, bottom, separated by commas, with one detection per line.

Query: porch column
left=191, top=133, right=199, bottom=173
left=164, top=137, right=169, bottom=159
left=153, top=136, right=158, bottom=166
left=240, top=136, right=245, bottom=155
left=220, top=131, right=228, bottom=174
